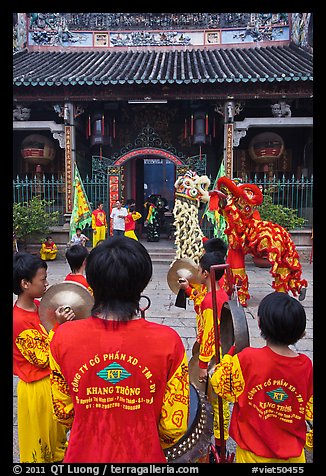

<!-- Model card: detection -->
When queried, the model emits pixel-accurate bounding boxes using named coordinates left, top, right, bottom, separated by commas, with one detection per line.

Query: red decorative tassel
left=205, top=114, right=209, bottom=135
left=88, top=115, right=91, bottom=137
left=101, top=114, right=105, bottom=136
left=190, top=114, right=194, bottom=136
left=113, top=118, right=116, bottom=139
left=199, top=145, right=202, bottom=160
left=184, top=118, right=187, bottom=139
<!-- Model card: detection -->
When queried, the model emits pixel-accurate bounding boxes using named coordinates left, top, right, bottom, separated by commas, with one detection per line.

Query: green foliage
left=257, top=194, right=305, bottom=230
left=13, top=196, right=60, bottom=244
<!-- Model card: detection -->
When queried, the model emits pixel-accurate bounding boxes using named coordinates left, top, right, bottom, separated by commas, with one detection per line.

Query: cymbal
left=188, top=353, right=216, bottom=397
left=167, top=258, right=200, bottom=295
left=39, top=281, right=94, bottom=332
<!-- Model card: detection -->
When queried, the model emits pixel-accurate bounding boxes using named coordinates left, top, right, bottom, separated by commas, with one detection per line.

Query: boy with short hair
left=92, top=201, right=108, bottom=247
left=13, top=252, right=74, bottom=462
left=211, top=291, right=313, bottom=463
left=64, top=245, right=92, bottom=293
left=49, top=236, right=190, bottom=463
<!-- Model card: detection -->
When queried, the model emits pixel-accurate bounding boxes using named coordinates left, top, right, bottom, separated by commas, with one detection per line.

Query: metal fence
left=13, top=173, right=313, bottom=228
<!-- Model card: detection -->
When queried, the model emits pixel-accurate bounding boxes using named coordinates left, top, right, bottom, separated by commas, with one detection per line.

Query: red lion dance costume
left=209, top=176, right=307, bottom=307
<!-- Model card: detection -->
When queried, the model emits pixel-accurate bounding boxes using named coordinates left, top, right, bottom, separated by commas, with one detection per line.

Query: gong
left=220, top=300, right=250, bottom=355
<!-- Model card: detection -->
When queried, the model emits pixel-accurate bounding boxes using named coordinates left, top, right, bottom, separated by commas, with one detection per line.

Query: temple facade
left=13, top=13, right=313, bottom=237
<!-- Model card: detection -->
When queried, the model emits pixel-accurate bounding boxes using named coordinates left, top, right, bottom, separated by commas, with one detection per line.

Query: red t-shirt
left=50, top=317, right=187, bottom=463
left=13, top=300, right=50, bottom=382
left=64, top=273, right=91, bottom=292
left=230, top=346, right=313, bottom=459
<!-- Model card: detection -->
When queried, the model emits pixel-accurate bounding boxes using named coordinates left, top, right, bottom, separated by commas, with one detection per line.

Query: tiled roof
left=13, top=44, right=312, bottom=87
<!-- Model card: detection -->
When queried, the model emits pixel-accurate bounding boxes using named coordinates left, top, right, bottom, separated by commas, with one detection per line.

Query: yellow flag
left=69, top=165, right=92, bottom=239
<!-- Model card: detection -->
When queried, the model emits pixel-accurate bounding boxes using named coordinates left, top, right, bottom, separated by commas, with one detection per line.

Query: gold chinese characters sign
left=65, top=126, right=73, bottom=213
left=225, top=123, right=233, bottom=178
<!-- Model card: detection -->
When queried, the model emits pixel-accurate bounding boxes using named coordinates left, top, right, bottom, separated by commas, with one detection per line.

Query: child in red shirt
left=211, top=291, right=313, bottom=463
left=49, top=236, right=190, bottom=463
left=178, top=250, right=230, bottom=454
left=13, top=252, right=74, bottom=463
left=64, top=244, right=92, bottom=294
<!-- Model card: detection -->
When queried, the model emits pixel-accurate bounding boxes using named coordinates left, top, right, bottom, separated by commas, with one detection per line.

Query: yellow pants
left=124, top=230, right=138, bottom=241
left=211, top=396, right=230, bottom=441
left=40, top=251, right=57, bottom=260
left=92, top=226, right=106, bottom=247
left=235, top=446, right=305, bottom=463
left=17, top=377, right=68, bottom=463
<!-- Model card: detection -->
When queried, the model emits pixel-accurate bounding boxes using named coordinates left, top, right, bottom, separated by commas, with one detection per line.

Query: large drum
left=164, top=383, right=213, bottom=463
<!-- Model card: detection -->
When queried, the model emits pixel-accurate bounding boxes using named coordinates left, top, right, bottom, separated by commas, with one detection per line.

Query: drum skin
left=164, top=383, right=213, bottom=463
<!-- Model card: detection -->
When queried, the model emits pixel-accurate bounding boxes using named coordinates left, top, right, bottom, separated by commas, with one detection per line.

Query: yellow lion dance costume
left=172, top=170, right=211, bottom=264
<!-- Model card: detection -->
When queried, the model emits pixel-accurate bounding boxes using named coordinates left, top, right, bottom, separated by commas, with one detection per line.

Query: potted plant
left=13, top=196, right=59, bottom=251
left=252, top=194, right=306, bottom=267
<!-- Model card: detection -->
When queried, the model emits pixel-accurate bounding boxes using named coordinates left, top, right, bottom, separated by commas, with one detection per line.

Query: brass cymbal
left=39, top=281, right=94, bottom=332
left=188, top=353, right=216, bottom=397
left=167, top=258, right=200, bottom=295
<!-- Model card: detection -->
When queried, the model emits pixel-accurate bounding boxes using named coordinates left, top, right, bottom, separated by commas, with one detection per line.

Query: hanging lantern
left=21, top=134, right=56, bottom=165
left=90, top=112, right=104, bottom=146
left=249, top=132, right=284, bottom=164
left=89, top=112, right=111, bottom=146
left=193, top=111, right=206, bottom=145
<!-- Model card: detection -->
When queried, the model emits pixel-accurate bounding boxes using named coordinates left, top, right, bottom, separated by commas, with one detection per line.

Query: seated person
left=40, top=236, right=57, bottom=261
left=64, top=245, right=92, bottom=294
left=70, top=227, right=90, bottom=247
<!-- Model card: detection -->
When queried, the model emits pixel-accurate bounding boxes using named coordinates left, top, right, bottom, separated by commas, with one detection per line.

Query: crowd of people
left=13, top=197, right=313, bottom=465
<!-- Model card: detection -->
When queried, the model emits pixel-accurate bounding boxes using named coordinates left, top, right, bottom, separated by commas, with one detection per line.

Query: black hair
left=203, top=237, right=228, bottom=257
left=66, top=245, right=89, bottom=273
left=76, top=227, right=82, bottom=232
left=13, top=252, right=47, bottom=296
left=86, top=236, right=153, bottom=321
left=199, top=251, right=226, bottom=281
left=128, top=205, right=136, bottom=213
left=258, top=292, right=306, bottom=346
left=96, top=201, right=103, bottom=207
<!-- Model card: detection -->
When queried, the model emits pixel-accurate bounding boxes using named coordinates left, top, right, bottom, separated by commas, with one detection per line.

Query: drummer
left=179, top=237, right=228, bottom=351
left=13, top=252, right=75, bottom=463
left=48, top=236, right=190, bottom=463
left=178, top=249, right=230, bottom=457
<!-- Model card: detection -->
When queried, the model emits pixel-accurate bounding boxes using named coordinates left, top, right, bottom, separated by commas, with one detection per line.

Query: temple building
left=13, top=13, right=313, bottom=241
